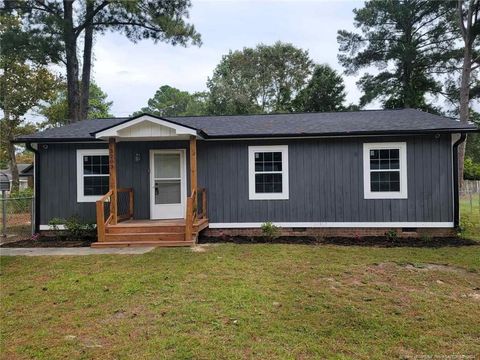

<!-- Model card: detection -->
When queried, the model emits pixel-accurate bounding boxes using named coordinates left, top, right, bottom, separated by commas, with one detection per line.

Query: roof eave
left=204, top=128, right=480, bottom=139
left=12, top=127, right=478, bottom=143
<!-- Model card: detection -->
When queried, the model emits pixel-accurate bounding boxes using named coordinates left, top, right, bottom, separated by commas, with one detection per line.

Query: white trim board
left=209, top=222, right=454, bottom=229
left=363, top=142, right=408, bottom=199
left=40, top=224, right=97, bottom=230
left=248, top=145, right=289, bottom=200
left=76, top=149, right=109, bottom=203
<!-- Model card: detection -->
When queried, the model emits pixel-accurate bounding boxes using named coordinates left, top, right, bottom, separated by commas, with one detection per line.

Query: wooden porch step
left=105, top=232, right=185, bottom=242
left=91, top=240, right=194, bottom=248
left=106, top=226, right=185, bottom=234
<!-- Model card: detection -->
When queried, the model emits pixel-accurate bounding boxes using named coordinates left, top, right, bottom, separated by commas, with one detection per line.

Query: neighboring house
left=14, top=109, right=478, bottom=247
left=0, top=164, right=34, bottom=192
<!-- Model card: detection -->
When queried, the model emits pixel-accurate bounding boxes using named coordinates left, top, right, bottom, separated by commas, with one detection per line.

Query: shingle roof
left=15, top=109, right=478, bottom=142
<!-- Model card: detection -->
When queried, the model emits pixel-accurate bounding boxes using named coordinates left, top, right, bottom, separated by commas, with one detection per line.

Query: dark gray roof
left=0, top=164, right=34, bottom=179
left=15, top=109, right=478, bottom=142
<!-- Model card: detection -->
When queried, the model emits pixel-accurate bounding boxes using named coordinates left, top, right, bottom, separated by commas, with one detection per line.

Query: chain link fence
left=0, top=195, right=34, bottom=243
left=461, top=180, right=480, bottom=212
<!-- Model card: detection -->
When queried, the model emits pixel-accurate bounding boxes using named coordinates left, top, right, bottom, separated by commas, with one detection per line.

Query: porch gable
left=94, top=114, right=198, bottom=140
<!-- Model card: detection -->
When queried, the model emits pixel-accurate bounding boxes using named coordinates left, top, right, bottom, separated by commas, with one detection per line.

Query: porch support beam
left=189, top=136, right=197, bottom=210
left=109, top=137, right=117, bottom=225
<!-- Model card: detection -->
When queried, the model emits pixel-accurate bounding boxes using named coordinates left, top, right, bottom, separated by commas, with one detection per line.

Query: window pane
left=273, top=162, right=282, bottom=171
left=264, top=162, right=273, bottom=171
left=370, top=171, right=401, bottom=192
left=155, top=180, right=181, bottom=204
left=255, top=173, right=283, bottom=193
left=154, top=154, right=180, bottom=179
left=380, top=159, right=390, bottom=169
left=84, top=175, right=109, bottom=196
left=391, top=182, right=400, bottom=191
left=390, top=149, right=399, bottom=159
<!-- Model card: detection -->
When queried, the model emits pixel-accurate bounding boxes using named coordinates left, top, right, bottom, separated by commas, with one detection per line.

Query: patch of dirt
left=0, top=237, right=94, bottom=248
left=198, top=235, right=478, bottom=248
left=372, top=262, right=473, bottom=275
left=191, top=244, right=215, bottom=252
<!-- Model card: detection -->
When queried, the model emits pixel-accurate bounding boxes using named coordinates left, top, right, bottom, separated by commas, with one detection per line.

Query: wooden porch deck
left=91, top=218, right=209, bottom=248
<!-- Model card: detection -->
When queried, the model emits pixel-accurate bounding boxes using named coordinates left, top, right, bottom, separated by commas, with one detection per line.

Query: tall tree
left=456, top=0, right=480, bottom=185
left=207, top=42, right=313, bottom=115
left=9, top=0, right=201, bottom=123
left=39, top=82, right=113, bottom=127
left=135, top=85, right=207, bottom=117
left=293, top=64, right=347, bottom=112
left=337, top=0, right=456, bottom=111
left=0, top=62, right=58, bottom=191
left=0, top=13, right=59, bottom=191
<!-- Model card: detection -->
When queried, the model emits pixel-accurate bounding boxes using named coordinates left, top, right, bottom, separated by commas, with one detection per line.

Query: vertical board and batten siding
left=197, top=135, right=453, bottom=223
left=38, top=134, right=453, bottom=225
left=38, top=141, right=190, bottom=224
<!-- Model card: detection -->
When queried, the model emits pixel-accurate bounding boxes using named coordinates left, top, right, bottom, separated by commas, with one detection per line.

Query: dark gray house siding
left=197, top=135, right=453, bottom=224
left=38, top=134, right=453, bottom=225
left=38, top=141, right=190, bottom=224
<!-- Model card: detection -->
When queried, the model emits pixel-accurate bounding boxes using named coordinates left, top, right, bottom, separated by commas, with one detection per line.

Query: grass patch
left=1, top=244, right=479, bottom=359
left=460, top=194, right=480, bottom=241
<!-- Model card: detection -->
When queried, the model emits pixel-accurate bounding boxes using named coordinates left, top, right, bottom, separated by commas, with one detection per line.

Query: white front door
left=150, top=149, right=186, bottom=219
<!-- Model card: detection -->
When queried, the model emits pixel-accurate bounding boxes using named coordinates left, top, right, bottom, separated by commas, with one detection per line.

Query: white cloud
left=91, top=0, right=363, bottom=116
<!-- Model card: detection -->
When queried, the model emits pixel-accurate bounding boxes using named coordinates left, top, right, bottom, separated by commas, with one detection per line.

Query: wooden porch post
left=109, top=137, right=117, bottom=225
left=189, top=136, right=197, bottom=211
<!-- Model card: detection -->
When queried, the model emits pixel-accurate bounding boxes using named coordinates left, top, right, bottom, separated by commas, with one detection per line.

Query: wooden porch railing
left=185, top=187, right=207, bottom=242
left=96, top=188, right=133, bottom=242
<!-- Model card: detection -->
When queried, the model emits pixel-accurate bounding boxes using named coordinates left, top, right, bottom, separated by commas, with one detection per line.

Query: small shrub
left=420, top=234, right=431, bottom=242
left=385, top=229, right=398, bottom=241
left=64, top=216, right=95, bottom=240
left=458, top=216, right=475, bottom=237
left=48, top=216, right=95, bottom=241
left=261, top=222, right=280, bottom=240
left=48, top=217, right=63, bottom=231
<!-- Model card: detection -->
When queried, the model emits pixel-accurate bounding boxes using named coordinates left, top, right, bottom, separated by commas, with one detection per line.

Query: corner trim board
left=208, top=222, right=454, bottom=228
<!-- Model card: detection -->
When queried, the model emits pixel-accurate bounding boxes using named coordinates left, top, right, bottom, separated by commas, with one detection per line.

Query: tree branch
left=74, top=0, right=110, bottom=38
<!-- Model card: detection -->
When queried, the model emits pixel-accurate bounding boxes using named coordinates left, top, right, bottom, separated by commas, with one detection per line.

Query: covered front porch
left=90, top=115, right=209, bottom=247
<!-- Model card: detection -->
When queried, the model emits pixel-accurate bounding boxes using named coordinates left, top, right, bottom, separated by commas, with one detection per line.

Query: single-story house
left=0, top=163, right=34, bottom=192
left=14, top=109, right=478, bottom=247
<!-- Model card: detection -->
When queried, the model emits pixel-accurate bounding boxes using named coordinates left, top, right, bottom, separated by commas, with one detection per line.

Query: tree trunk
left=63, top=0, right=81, bottom=123
left=80, top=1, right=94, bottom=120
left=5, top=115, right=19, bottom=193
left=458, top=3, right=473, bottom=190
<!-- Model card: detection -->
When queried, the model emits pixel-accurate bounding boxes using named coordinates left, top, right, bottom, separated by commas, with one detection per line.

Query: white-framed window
left=363, top=142, right=407, bottom=199
left=248, top=145, right=289, bottom=200
left=76, top=149, right=110, bottom=202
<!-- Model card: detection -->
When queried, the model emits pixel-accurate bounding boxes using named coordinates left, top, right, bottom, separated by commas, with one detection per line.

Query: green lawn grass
left=460, top=194, right=480, bottom=241
left=1, top=244, right=479, bottom=359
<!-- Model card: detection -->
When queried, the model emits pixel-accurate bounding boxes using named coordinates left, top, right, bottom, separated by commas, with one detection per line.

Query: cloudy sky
left=91, top=0, right=361, bottom=117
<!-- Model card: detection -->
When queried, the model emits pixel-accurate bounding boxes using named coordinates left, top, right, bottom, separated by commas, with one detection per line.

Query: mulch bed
left=2, top=235, right=476, bottom=248
left=1, top=237, right=94, bottom=248
left=198, top=235, right=478, bottom=248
